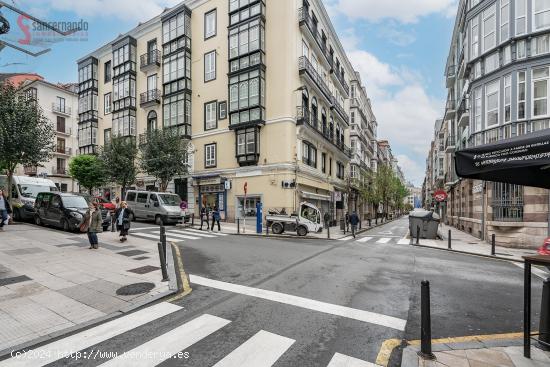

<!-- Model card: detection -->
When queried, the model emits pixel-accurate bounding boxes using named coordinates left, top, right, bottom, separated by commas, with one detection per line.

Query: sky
left=0, top=0, right=458, bottom=186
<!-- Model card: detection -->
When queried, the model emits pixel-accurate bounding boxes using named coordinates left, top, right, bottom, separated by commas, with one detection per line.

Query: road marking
left=338, top=236, right=354, bottom=241
left=131, top=232, right=185, bottom=242
left=376, top=238, right=391, bottom=244
left=327, top=352, right=380, bottom=367
left=184, top=228, right=229, bottom=236
left=152, top=230, right=200, bottom=240
left=0, top=302, right=182, bottom=367
left=375, top=339, right=401, bottom=367
left=378, top=231, right=393, bottom=235
left=169, top=229, right=216, bottom=238
left=189, top=275, right=406, bottom=331
left=100, top=314, right=230, bottom=367
left=356, top=237, right=372, bottom=243
left=212, top=330, right=294, bottom=367
left=513, top=263, right=549, bottom=280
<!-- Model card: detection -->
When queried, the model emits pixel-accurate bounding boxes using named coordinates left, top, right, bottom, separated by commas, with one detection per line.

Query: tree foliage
left=139, top=128, right=188, bottom=192
left=0, top=82, right=55, bottom=198
left=68, top=155, right=106, bottom=193
left=100, top=136, right=138, bottom=198
left=359, top=164, right=409, bottom=217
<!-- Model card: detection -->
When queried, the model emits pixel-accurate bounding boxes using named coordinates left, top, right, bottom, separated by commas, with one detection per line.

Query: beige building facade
left=76, top=0, right=381, bottom=223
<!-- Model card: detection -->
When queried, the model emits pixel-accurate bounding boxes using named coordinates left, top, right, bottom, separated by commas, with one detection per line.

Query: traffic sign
left=433, top=189, right=448, bottom=202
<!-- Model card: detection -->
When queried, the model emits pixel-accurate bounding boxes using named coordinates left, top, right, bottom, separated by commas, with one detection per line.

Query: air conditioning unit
left=281, top=180, right=296, bottom=189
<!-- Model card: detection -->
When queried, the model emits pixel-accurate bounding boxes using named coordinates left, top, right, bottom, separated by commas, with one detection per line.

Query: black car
left=34, top=192, right=111, bottom=232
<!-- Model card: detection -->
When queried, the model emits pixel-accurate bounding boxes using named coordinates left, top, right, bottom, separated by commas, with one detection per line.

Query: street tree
left=68, top=154, right=106, bottom=194
left=0, top=82, right=55, bottom=200
left=100, top=136, right=138, bottom=198
left=374, top=164, right=395, bottom=219
left=359, top=170, right=380, bottom=219
left=391, top=176, right=409, bottom=214
left=139, top=128, right=189, bottom=192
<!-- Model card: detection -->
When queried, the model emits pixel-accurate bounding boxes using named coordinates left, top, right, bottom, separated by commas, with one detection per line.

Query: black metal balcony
left=298, top=56, right=332, bottom=103
left=331, top=96, right=350, bottom=124
left=296, top=106, right=350, bottom=157
left=333, top=71, right=350, bottom=96
left=457, top=97, right=470, bottom=127
left=140, top=89, right=161, bottom=107
left=298, top=7, right=333, bottom=71
left=140, top=50, right=161, bottom=70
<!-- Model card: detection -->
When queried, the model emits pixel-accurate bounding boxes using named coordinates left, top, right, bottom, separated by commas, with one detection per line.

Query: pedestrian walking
left=84, top=202, right=102, bottom=249
left=349, top=211, right=360, bottom=238
left=115, top=201, right=133, bottom=242
left=0, top=188, right=12, bottom=231
left=345, top=212, right=350, bottom=232
left=211, top=206, right=221, bottom=231
left=200, top=205, right=209, bottom=230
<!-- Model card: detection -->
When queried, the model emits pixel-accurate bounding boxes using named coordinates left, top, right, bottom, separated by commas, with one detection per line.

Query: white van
left=124, top=190, right=183, bottom=225
left=0, top=175, right=58, bottom=221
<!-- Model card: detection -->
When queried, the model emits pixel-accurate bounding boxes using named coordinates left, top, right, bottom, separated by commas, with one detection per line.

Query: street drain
left=116, top=282, right=155, bottom=296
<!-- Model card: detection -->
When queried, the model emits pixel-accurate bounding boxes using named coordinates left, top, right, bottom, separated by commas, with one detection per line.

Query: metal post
left=111, top=214, right=115, bottom=232
left=539, top=278, right=550, bottom=350
left=237, top=218, right=240, bottom=234
left=368, top=218, right=372, bottom=227
left=160, top=225, right=167, bottom=262
left=448, top=229, right=452, bottom=249
left=416, top=226, right=420, bottom=245
left=327, top=225, right=330, bottom=239
left=524, top=261, right=532, bottom=358
left=191, top=213, right=195, bottom=226
left=266, top=221, right=269, bottom=236
left=157, top=242, right=169, bottom=282
left=491, top=234, right=496, bottom=256
left=419, top=280, right=435, bottom=360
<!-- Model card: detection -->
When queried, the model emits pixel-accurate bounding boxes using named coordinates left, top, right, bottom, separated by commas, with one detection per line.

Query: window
left=236, top=127, right=259, bottom=164
left=147, top=74, right=157, bottom=91
left=56, top=96, right=65, bottom=112
left=492, top=183, right=523, bottom=221
left=329, top=158, right=333, bottom=176
left=500, top=0, right=509, bottom=43
left=485, top=79, right=499, bottom=126
left=533, top=67, right=549, bottom=117
left=484, top=52, right=499, bottom=74
left=104, top=129, right=111, bottom=145
left=321, top=152, right=327, bottom=173
left=56, top=116, right=66, bottom=133
left=104, top=93, right=111, bottom=114
left=204, top=51, right=216, bottom=82
left=302, top=40, right=309, bottom=58
left=471, top=16, right=479, bottom=59
left=112, top=109, right=136, bottom=137
left=205, top=101, right=217, bottom=130
left=218, top=101, right=227, bottom=120
left=532, top=34, right=550, bottom=56
left=470, top=0, right=481, bottom=9
left=504, top=75, right=511, bottom=123
left=204, top=9, right=217, bottom=39
left=516, top=0, right=527, bottom=35
left=503, top=45, right=511, bottom=65
left=518, top=71, right=526, bottom=119
left=25, top=87, right=37, bottom=102
left=474, top=87, right=482, bottom=131
left=474, top=61, right=482, bottom=79
left=336, top=162, right=345, bottom=179
left=163, top=93, right=191, bottom=135
left=228, top=19, right=264, bottom=60
left=205, top=143, right=217, bottom=168
left=229, top=69, right=265, bottom=125
left=104, top=61, right=111, bottom=83
left=162, top=12, right=187, bottom=44
left=482, top=4, right=496, bottom=52
left=534, top=0, right=550, bottom=31
left=351, top=111, right=355, bottom=124
left=137, top=193, right=148, bottom=204
left=302, top=141, right=317, bottom=168
left=517, top=40, right=526, bottom=59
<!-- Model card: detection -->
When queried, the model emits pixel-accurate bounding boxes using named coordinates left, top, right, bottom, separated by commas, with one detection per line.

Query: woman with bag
left=83, top=202, right=102, bottom=249
left=114, top=201, right=133, bottom=242
left=0, top=188, right=12, bottom=231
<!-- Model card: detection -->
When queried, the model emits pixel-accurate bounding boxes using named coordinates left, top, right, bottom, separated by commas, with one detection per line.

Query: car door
left=147, top=193, right=161, bottom=220
left=38, top=193, right=52, bottom=223
left=135, top=192, right=149, bottom=219
left=48, top=195, right=63, bottom=227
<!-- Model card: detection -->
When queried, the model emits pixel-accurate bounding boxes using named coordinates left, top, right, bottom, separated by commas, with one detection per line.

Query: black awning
left=455, top=130, right=550, bottom=189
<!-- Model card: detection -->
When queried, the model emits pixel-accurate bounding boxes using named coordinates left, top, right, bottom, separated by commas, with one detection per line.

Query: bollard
left=539, top=279, right=550, bottom=350
left=419, top=280, right=435, bottom=360
left=327, top=225, right=330, bottom=239
left=157, top=242, right=169, bottom=282
left=160, top=225, right=167, bottom=262
left=237, top=218, right=240, bottom=234
left=191, top=213, right=195, bottom=226
left=491, top=234, right=496, bottom=256
left=368, top=218, right=372, bottom=227
left=416, top=226, right=420, bottom=245
left=266, top=222, right=269, bottom=236
left=111, top=214, right=115, bottom=232
left=448, top=229, right=452, bottom=249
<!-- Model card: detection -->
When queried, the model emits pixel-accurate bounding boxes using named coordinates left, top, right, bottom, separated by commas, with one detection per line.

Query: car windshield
left=62, top=196, right=89, bottom=209
left=158, top=194, right=181, bottom=206
left=18, top=184, right=57, bottom=198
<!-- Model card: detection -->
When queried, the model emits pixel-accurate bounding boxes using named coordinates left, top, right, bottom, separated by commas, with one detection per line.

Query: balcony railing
left=298, top=56, right=332, bottom=103
left=52, top=167, right=67, bottom=175
left=140, top=89, right=161, bottom=107
left=331, top=96, right=350, bottom=124
left=334, top=71, right=350, bottom=96
left=52, top=103, right=71, bottom=116
left=298, top=7, right=333, bottom=70
left=56, top=127, right=72, bottom=135
left=457, top=97, right=470, bottom=126
left=24, top=166, right=37, bottom=175
left=140, top=50, right=161, bottom=70
left=55, top=147, right=72, bottom=155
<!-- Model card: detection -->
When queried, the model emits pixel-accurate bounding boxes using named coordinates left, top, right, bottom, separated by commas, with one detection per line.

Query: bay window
left=474, top=87, right=482, bottom=132
left=482, top=4, right=496, bottom=53
left=504, top=75, right=511, bottom=123
left=533, top=66, right=549, bottom=117
left=484, top=52, right=499, bottom=74
left=518, top=71, right=526, bottom=120
left=517, top=40, right=526, bottom=59
left=532, top=34, right=550, bottom=56
left=534, top=0, right=550, bottom=31
left=516, top=0, right=527, bottom=35
left=471, top=16, right=479, bottom=59
left=163, top=92, right=191, bottom=136
left=228, top=69, right=265, bottom=126
left=112, top=109, right=136, bottom=137
left=500, top=0, right=509, bottom=43
left=236, top=127, right=260, bottom=165
left=485, top=79, right=499, bottom=126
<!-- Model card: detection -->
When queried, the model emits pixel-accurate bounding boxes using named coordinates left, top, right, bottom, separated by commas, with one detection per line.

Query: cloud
left=379, top=26, right=416, bottom=47
left=396, top=154, right=425, bottom=187
left=328, top=0, right=458, bottom=23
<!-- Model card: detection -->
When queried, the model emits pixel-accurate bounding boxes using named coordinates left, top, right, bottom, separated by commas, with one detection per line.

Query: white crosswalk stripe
left=99, top=314, right=231, bottom=367
left=376, top=238, right=391, bottom=244
left=212, top=330, right=295, bottom=367
left=169, top=229, right=217, bottom=238
left=0, top=302, right=182, bottom=367
left=338, top=236, right=354, bottom=241
left=151, top=230, right=200, bottom=240
left=356, top=237, right=372, bottom=243
left=327, top=352, right=381, bottom=367
left=183, top=227, right=229, bottom=236
left=131, top=232, right=186, bottom=242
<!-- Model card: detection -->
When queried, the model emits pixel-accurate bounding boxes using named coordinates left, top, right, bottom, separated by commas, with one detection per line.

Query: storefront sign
left=224, top=180, right=231, bottom=190
left=199, top=177, right=221, bottom=186
left=472, top=183, right=483, bottom=194
left=202, top=184, right=225, bottom=193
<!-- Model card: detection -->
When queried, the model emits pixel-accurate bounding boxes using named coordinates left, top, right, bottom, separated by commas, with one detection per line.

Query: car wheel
left=297, top=225, right=308, bottom=237
left=271, top=222, right=284, bottom=235
left=155, top=215, right=164, bottom=226
left=61, top=219, right=70, bottom=232
left=13, top=208, right=21, bottom=222
left=34, top=215, right=42, bottom=226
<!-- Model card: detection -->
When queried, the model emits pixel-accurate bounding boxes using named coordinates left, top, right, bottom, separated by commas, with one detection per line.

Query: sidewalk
left=402, top=340, right=550, bottom=367
left=0, top=224, right=177, bottom=355
left=410, top=223, right=539, bottom=262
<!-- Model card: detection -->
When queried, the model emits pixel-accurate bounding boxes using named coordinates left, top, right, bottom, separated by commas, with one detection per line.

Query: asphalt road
left=5, top=217, right=543, bottom=367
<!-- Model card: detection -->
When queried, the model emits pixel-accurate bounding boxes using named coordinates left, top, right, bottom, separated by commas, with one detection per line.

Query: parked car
left=266, top=202, right=323, bottom=236
left=95, top=196, right=116, bottom=211
left=34, top=192, right=111, bottom=232
left=538, top=237, right=550, bottom=256
left=124, top=190, right=183, bottom=225
left=0, top=175, right=58, bottom=221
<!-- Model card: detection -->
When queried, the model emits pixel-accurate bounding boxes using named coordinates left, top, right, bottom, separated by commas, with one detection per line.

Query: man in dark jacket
left=349, top=211, right=360, bottom=238
left=0, top=188, right=12, bottom=231
left=200, top=205, right=209, bottom=230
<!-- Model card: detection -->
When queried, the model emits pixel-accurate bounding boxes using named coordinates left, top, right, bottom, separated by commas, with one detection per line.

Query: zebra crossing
left=340, top=235, right=401, bottom=245
left=130, top=227, right=229, bottom=243
left=0, top=302, right=381, bottom=367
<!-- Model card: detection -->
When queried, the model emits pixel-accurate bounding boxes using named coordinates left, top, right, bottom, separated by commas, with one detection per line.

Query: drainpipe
left=481, top=181, right=486, bottom=241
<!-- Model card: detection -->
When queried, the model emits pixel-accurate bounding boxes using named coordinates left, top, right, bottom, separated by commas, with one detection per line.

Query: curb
left=0, top=243, right=188, bottom=360
left=411, top=242, right=524, bottom=263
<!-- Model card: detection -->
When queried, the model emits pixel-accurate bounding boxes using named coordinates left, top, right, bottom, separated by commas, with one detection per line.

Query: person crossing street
left=349, top=211, right=360, bottom=238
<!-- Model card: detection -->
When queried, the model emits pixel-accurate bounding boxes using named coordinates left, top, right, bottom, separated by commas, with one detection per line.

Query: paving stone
left=446, top=341, right=485, bottom=350
left=117, top=249, right=148, bottom=257
left=134, top=256, right=150, bottom=260
left=0, top=275, right=32, bottom=287
left=127, top=265, right=160, bottom=274
left=57, top=285, right=128, bottom=314
left=3, top=248, right=46, bottom=256
left=465, top=348, right=514, bottom=367
left=28, top=289, right=105, bottom=324
left=433, top=351, right=469, bottom=367
left=0, top=297, right=73, bottom=335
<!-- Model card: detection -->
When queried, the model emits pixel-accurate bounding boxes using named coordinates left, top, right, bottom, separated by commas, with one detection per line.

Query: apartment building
left=1, top=74, right=79, bottom=192
left=424, top=118, right=449, bottom=218
left=76, top=0, right=381, bottom=223
left=442, top=0, right=550, bottom=247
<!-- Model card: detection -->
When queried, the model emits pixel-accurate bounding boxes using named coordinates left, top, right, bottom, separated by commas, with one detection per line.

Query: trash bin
left=339, top=219, right=345, bottom=230
left=409, top=210, right=440, bottom=239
